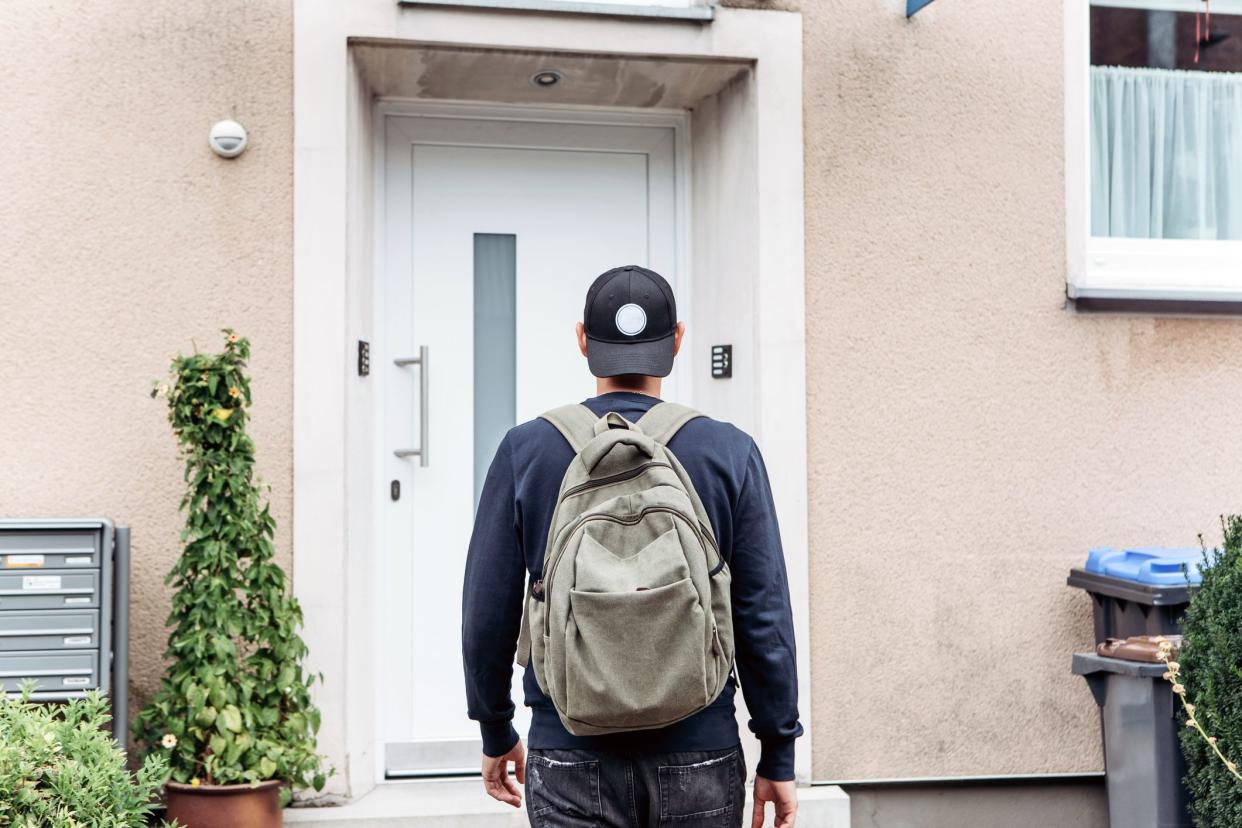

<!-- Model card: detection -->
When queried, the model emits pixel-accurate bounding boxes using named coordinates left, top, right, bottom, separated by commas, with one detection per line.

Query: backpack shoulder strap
left=636, top=402, right=704, bottom=446
left=539, top=403, right=599, bottom=453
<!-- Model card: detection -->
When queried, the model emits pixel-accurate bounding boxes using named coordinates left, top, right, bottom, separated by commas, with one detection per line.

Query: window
left=1067, top=0, right=1242, bottom=301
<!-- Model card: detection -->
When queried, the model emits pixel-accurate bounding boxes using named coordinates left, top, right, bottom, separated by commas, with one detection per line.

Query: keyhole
left=390, top=480, right=401, bottom=501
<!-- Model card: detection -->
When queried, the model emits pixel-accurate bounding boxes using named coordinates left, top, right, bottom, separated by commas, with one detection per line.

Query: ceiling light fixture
left=530, top=70, right=563, bottom=88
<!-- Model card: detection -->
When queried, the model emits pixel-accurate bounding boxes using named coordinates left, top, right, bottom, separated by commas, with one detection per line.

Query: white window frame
left=1065, top=0, right=1242, bottom=302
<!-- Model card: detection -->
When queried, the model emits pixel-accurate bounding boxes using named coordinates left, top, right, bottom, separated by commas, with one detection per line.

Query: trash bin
left=1067, top=547, right=1202, bottom=644
left=1072, top=652, right=1191, bottom=828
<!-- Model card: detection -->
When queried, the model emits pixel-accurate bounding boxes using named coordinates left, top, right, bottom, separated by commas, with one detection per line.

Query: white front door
left=377, top=109, right=682, bottom=777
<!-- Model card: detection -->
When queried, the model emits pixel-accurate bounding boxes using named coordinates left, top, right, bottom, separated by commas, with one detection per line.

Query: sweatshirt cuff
left=479, top=720, right=520, bottom=758
left=756, top=739, right=796, bottom=782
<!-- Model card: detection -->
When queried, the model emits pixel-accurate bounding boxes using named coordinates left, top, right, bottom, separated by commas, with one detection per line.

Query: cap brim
left=586, top=333, right=675, bottom=378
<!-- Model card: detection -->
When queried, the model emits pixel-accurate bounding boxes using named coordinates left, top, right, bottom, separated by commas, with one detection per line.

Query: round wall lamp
left=530, top=70, right=563, bottom=89
left=208, top=120, right=248, bottom=159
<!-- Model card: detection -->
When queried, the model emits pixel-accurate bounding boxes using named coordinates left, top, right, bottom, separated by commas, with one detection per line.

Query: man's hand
left=752, top=776, right=797, bottom=827
left=481, top=741, right=526, bottom=808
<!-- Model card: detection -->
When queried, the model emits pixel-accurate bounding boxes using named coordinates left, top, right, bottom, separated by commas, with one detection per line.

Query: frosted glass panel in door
left=473, top=233, right=516, bottom=508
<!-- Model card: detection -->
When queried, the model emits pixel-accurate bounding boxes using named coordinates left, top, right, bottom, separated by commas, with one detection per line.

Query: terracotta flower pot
left=164, top=779, right=284, bottom=828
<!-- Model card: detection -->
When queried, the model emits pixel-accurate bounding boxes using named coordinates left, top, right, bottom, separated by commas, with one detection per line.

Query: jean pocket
left=527, top=753, right=602, bottom=827
left=657, top=749, right=741, bottom=826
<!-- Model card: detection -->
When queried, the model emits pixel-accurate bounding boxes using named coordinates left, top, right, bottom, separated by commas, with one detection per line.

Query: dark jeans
left=525, top=745, right=746, bottom=828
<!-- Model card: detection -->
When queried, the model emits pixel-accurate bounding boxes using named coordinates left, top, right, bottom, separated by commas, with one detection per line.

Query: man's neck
left=596, top=376, right=662, bottom=399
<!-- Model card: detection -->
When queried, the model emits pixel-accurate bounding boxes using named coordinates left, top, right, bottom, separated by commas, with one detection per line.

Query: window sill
left=395, top=0, right=716, bottom=20
left=1069, top=238, right=1242, bottom=304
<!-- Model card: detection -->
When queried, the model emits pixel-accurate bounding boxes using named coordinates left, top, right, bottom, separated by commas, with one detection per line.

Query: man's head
left=575, top=265, right=684, bottom=379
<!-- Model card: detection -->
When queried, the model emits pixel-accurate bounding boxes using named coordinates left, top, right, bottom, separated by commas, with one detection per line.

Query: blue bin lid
left=1085, top=546, right=1204, bottom=586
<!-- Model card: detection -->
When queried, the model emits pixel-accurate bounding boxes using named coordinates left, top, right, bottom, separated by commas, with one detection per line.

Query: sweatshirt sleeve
left=461, top=432, right=524, bottom=757
left=731, top=438, right=804, bottom=781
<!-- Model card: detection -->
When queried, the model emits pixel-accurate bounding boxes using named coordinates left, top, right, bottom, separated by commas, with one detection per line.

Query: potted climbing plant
left=135, top=330, right=328, bottom=827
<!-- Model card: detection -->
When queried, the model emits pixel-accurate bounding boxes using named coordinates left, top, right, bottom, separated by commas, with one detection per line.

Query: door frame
left=292, top=3, right=807, bottom=801
left=371, top=99, right=692, bottom=780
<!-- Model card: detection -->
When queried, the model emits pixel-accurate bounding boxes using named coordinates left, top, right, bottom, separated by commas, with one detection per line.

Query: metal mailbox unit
left=0, top=519, right=130, bottom=743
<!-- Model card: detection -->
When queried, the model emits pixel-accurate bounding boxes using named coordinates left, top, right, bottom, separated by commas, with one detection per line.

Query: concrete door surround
left=293, top=1, right=807, bottom=802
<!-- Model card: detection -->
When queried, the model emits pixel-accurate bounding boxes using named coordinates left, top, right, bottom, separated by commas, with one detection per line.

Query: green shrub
left=1179, top=515, right=1242, bottom=826
left=133, top=330, right=328, bottom=804
left=0, top=689, right=167, bottom=827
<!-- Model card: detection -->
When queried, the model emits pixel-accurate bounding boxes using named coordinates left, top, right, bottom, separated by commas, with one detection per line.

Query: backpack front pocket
left=563, top=577, right=707, bottom=731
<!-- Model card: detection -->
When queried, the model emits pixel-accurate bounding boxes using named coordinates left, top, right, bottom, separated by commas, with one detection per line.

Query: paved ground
left=285, top=779, right=851, bottom=827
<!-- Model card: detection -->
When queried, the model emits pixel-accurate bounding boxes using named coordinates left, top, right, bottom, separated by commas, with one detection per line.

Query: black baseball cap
left=583, top=265, right=678, bottom=378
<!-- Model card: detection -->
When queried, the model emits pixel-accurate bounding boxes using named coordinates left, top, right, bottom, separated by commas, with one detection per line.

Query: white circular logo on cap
left=615, top=303, right=648, bottom=336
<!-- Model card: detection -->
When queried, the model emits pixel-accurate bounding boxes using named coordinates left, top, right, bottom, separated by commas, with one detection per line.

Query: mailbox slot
left=0, top=650, right=98, bottom=693
left=0, top=569, right=100, bottom=610
left=0, top=531, right=100, bottom=569
left=0, top=610, right=99, bottom=651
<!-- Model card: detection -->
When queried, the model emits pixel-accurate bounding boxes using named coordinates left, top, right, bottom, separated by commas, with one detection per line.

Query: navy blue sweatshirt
left=461, top=391, right=803, bottom=781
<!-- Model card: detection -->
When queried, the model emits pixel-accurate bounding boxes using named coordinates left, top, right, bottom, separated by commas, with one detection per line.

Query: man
left=462, top=265, right=802, bottom=828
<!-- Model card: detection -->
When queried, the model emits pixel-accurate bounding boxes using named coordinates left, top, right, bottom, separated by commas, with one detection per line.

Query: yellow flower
left=162, top=733, right=178, bottom=749
left=212, top=408, right=232, bottom=421
left=228, top=386, right=240, bottom=398
left=191, top=778, right=201, bottom=788
left=228, top=333, right=239, bottom=343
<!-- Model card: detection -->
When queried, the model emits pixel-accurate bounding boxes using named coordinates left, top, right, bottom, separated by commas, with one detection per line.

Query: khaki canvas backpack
left=516, top=401, right=735, bottom=737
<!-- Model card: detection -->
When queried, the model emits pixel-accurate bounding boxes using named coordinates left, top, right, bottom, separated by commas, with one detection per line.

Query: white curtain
left=1091, top=65, right=1242, bottom=240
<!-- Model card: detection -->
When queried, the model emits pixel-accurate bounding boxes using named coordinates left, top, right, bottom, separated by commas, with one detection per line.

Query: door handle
left=393, top=345, right=428, bottom=467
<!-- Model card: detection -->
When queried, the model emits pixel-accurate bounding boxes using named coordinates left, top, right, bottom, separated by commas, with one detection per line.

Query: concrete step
left=285, top=779, right=850, bottom=827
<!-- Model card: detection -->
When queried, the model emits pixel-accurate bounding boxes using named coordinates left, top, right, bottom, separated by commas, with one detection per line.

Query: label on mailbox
left=22, top=575, right=61, bottom=591
left=5, top=555, right=45, bottom=568
left=63, top=636, right=91, bottom=646
left=62, top=677, right=90, bottom=686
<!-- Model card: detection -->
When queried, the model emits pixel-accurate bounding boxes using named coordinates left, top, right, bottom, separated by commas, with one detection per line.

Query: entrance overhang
left=292, top=1, right=807, bottom=801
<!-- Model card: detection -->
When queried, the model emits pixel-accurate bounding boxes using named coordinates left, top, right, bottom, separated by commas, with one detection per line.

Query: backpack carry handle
left=592, top=411, right=640, bottom=436
left=580, top=429, right=657, bottom=473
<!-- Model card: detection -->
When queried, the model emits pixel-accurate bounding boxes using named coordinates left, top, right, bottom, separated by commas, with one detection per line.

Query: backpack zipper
left=539, top=463, right=674, bottom=568
left=560, top=461, right=672, bottom=500
left=542, top=505, right=721, bottom=638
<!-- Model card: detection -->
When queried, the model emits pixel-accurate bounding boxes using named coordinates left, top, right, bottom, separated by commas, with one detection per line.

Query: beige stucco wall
left=0, top=0, right=293, bottom=738
left=804, top=0, right=1242, bottom=780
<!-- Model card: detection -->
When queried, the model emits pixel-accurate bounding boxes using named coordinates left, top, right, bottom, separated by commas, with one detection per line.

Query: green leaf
left=221, top=705, right=243, bottom=734
left=194, top=706, right=217, bottom=728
